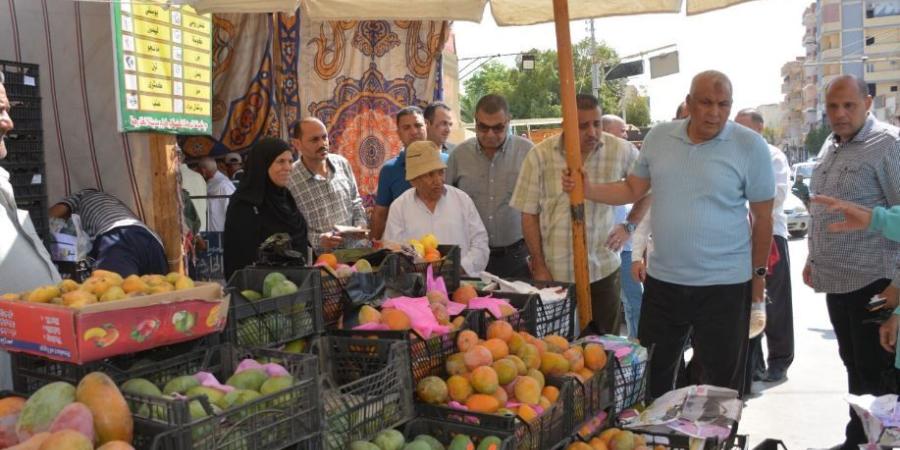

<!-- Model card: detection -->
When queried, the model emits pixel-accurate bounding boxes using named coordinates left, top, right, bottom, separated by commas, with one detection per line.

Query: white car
left=784, top=192, right=809, bottom=238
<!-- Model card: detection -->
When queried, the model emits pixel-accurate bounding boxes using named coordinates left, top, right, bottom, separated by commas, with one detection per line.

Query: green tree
left=762, top=127, right=777, bottom=145
left=804, top=123, right=831, bottom=158
left=623, top=95, right=651, bottom=128
left=461, top=38, right=625, bottom=121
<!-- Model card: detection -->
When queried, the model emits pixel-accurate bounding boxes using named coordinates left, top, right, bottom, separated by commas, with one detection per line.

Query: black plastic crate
left=528, top=281, right=576, bottom=340
left=332, top=310, right=480, bottom=384
left=126, top=345, right=320, bottom=450
left=550, top=347, right=615, bottom=432
left=3, top=130, right=42, bottom=147
left=0, top=60, right=40, bottom=98
left=317, top=335, right=415, bottom=450
left=417, top=377, right=576, bottom=450
left=473, top=291, right=539, bottom=337
left=224, top=267, right=324, bottom=347
left=10, top=336, right=221, bottom=394
left=612, top=349, right=652, bottom=415
left=619, top=425, right=742, bottom=450
left=402, top=417, right=516, bottom=450
left=318, top=268, right=352, bottom=329
left=1, top=148, right=44, bottom=165
left=394, top=244, right=462, bottom=293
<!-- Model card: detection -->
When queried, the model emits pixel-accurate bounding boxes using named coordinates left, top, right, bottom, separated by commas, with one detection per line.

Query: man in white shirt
left=0, top=76, right=60, bottom=389
left=198, top=157, right=235, bottom=232
left=736, top=108, right=794, bottom=385
left=384, top=140, right=489, bottom=276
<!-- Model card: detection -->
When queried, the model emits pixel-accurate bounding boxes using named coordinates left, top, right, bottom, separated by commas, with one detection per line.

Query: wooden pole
left=148, top=133, right=185, bottom=275
left=552, top=0, right=592, bottom=333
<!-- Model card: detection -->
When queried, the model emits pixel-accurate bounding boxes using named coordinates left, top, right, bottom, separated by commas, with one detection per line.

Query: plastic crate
left=224, top=267, right=324, bottom=347
left=319, top=268, right=352, bottom=329
left=1, top=148, right=44, bottom=165
left=4, top=130, right=42, bottom=149
left=417, top=377, right=576, bottom=450
left=553, top=348, right=615, bottom=432
left=318, top=335, right=416, bottom=450
left=402, top=417, right=516, bottom=450
left=10, top=336, right=221, bottom=394
left=621, top=425, right=742, bottom=450
left=332, top=310, right=480, bottom=385
left=394, top=244, right=462, bottom=293
left=527, top=281, right=576, bottom=340
left=612, top=351, right=651, bottom=414
left=0, top=60, right=40, bottom=98
left=474, top=291, right=539, bottom=337
left=126, top=345, right=320, bottom=450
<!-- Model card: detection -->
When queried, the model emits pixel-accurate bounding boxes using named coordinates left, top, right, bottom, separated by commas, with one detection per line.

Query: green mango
left=226, top=369, right=268, bottom=391
left=262, top=272, right=287, bottom=298
left=447, top=435, right=474, bottom=450
left=240, top=290, right=262, bottom=301
left=403, top=442, right=432, bottom=450
left=163, top=375, right=200, bottom=395
left=414, top=435, right=445, bottom=450
left=476, top=436, right=502, bottom=450
left=237, top=316, right=267, bottom=346
left=373, top=429, right=405, bottom=450
left=351, top=442, right=381, bottom=450
left=270, top=279, right=298, bottom=298
left=263, top=312, right=293, bottom=342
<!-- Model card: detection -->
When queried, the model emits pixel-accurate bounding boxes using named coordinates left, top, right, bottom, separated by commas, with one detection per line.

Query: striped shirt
left=510, top=133, right=637, bottom=283
left=808, top=114, right=900, bottom=293
left=287, top=153, right=367, bottom=249
left=58, top=189, right=162, bottom=245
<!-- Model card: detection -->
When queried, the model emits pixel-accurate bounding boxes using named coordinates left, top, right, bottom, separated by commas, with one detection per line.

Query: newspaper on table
left=477, top=271, right=568, bottom=303
left=621, top=385, right=742, bottom=442
left=846, top=394, right=900, bottom=449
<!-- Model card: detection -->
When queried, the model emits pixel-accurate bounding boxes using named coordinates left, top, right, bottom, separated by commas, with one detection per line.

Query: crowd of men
left=1, top=67, right=899, bottom=450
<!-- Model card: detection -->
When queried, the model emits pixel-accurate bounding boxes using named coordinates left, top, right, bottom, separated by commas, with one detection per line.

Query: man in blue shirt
left=565, top=71, right=775, bottom=398
left=371, top=106, right=448, bottom=240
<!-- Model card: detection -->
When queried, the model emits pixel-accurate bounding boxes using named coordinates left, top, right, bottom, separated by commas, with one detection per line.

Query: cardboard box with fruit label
left=0, top=283, right=229, bottom=364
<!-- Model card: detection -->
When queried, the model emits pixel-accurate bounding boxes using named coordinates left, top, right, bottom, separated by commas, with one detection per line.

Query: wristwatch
left=622, top=222, right=636, bottom=233
left=753, top=266, right=767, bottom=278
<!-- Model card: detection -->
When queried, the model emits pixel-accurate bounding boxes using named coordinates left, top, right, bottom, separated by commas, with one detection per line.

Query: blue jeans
left=619, top=250, right=644, bottom=338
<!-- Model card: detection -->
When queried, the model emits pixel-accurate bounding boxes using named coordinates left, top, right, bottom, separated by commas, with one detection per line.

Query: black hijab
left=232, top=137, right=301, bottom=226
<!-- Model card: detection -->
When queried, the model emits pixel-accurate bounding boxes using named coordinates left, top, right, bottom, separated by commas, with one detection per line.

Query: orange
left=315, top=253, right=338, bottom=269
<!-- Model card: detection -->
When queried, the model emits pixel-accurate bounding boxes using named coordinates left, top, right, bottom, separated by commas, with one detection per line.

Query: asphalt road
left=739, top=236, right=851, bottom=450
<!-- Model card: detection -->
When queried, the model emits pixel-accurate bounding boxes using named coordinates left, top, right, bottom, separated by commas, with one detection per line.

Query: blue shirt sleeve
left=374, top=163, right=394, bottom=207
left=744, top=135, right=776, bottom=202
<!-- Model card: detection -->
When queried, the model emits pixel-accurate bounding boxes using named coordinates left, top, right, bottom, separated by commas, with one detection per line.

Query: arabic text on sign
left=182, top=30, right=209, bottom=50
left=136, top=58, right=172, bottom=77
left=139, top=94, right=173, bottom=112
left=132, top=4, right=170, bottom=23
left=184, top=48, right=210, bottom=67
left=134, top=37, right=172, bottom=60
left=184, top=65, right=209, bottom=83
left=133, top=17, right=172, bottom=41
left=185, top=17, right=211, bottom=35
left=185, top=100, right=210, bottom=116
left=184, top=82, right=210, bottom=100
left=139, top=76, right=172, bottom=95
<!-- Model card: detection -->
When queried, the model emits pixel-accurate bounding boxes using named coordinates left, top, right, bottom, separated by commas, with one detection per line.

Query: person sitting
left=383, top=141, right=489, bottom=276
left=223, top=138, right=310, bottom=279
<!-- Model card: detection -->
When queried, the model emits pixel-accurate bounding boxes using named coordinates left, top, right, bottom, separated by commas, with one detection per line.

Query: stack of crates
left=0, top=60, right=47, bottom=243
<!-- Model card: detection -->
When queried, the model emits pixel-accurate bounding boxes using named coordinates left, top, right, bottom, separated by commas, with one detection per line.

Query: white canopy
left=180, top=0, right=758, bottom=25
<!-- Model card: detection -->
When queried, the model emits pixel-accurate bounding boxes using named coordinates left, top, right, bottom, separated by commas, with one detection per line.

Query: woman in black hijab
left=223, top=138, right=309, bottom=279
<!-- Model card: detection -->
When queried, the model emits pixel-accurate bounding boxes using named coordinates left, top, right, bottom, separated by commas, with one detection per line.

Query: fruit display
left=226, top=269, right=322, bottom=348
left=402, top=233, right=442, bottom=263
left=0, top=372, right=135, bottom=449
left=350, top=424, right=510, bottom=450
left=315, top=253, right=375, bottom=279
left=566, top=428, right=662, bottom=450
left=1, top=271, right=195, bottom=309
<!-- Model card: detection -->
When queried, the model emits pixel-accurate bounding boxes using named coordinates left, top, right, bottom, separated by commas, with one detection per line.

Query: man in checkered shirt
left=287, top=118, right=367, bottom=251
left=806, top=75, right=900, bottom=450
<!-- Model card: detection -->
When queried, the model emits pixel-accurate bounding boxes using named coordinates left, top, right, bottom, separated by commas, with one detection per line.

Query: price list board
left=111, top=1, right=212, bottom=134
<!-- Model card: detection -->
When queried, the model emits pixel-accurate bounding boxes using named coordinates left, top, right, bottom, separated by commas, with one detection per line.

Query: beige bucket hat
left=405, top=140, right=446, bottom=181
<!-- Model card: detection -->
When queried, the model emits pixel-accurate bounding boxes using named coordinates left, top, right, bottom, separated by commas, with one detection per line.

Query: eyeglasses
left=476, top=122, right=507, bottom=134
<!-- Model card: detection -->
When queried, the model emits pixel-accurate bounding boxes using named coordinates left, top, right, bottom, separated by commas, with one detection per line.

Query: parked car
left=784, top=192, right=809, bottom=238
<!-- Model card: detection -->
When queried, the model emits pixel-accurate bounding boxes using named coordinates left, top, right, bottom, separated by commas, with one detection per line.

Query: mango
left=163, top=375, right=200, bottom=395
left=174, top=275, right=194, bottom=291
left=354, top=259, right=373, bottom=273
left=477, top=436, right=503, bottom=450
left=414, top=435, right=445, bottom=450
left=48, top=402, right=94, bottom=442
left=584, top=343, right=608, bottom=370
left=76, top=372, right=133, bottom=445
left=120, top=378, right=162, bottom=417
left=464, top=394, right=500, bottom=414
left=403, top=442, right=431, bottom=450
left=351, top=442, right=381, bottom=450
left=492, top=359, right=518, bottom=385
left=541, top=352, right=570, bottom=377
left=262, top=272, right=287, bottom=298
left=446, top=375, right=473, bottom=402
left=464, top=345, right=493, bottom=370
left=504, top=355, right=528, bottom=375
left=186, top=386, right=225, bottom=407
left=226, top=369, right=267, bottom=391
left=16, top=382, right=75, bottom=441
left=514, top=376, right=541, bottom=405
left=610, top=430, right=636, bottom=450
left=482, top=339, right=509, bottom=360
left=486, top=320, right=514, bottom=342
left=96, top=441, right=136, bottom=450
left=25, top=286, right=60, bottom=303
left=100, top=286, right=127, bottom=302
left=470, top=366, right=499, bottom=394
left=93, top=270, right=124, bottom=285
left=543, top=335, right=569, bottom=353
left=38, top=429, right=92, bottom=450
left=416, top=376, right=448, bottom=405
left=358, top=305, right=382, bottom=324
left=373, top=429, right=405, bottom=450
left=381, top=308, right=411, bottom=330
left=121, top=275, right=148, bottom=294
left=57, top=279, right=80, bottom=294
left=456, top=330, right=478, bottom=352
left=260, top=375, right=294, bottom=395
left=0, top=396, right=26, bottom=446
left=526, top=369, right=545, bottom=390
left=446, top=352, right=468, bottom=376
left=219, top=389, right=261, bottom=410
left=516, top=343, right=541, bottom=370
left=6, top=432, right=49, bottom=450
left=61, top=290, right=97, bottom=308
left=447, top=434, right=474, bottom=450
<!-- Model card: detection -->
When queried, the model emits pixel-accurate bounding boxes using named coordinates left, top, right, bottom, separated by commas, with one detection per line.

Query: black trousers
left=586, top=269, right=622, bottom=336
left=826, top=278, right=895, bottom=450
left=639, top=276, right=751, bottom=399
left=748, top=235, right=795, bottom=380
left=486, top=240, right=531, bottom=279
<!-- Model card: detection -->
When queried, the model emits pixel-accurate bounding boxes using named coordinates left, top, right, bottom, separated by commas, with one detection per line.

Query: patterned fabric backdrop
left=299, top=17, right=449, bottom=201
left=181, top=12, right=301, bottom=158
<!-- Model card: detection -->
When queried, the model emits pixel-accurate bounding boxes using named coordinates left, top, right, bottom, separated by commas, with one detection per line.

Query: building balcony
left=821, top=47, right=842, bottom=60
left=866, top=68, right=900, bottom=83
left=821, top=21, right=841, bottom=33
left=865, top=14, right=900, bottom=29
left=865, top=41, right=900, bottom=56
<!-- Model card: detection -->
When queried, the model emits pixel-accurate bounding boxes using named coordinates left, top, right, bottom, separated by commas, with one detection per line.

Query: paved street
left=739, top=237, right=850, bottom=450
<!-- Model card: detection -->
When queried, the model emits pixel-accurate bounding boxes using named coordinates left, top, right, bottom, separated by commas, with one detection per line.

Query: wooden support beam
left=148, top=133, right=185, bottom=275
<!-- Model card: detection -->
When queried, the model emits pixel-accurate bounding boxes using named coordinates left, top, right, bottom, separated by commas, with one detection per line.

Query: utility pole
left=589, top=19, right=600, bottom=99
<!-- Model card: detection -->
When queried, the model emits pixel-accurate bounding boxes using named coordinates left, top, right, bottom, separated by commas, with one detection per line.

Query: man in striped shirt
left=49, top=189, right=168, bottom=276
left=805, top=75, right=900, bottom=450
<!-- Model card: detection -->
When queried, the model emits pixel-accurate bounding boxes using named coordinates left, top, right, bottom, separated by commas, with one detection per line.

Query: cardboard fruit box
left=0, top=282, right=229, bottom=364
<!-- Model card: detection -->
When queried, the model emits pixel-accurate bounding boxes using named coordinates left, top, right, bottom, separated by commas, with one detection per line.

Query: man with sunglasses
left=446, top=94, right=533, bottom=278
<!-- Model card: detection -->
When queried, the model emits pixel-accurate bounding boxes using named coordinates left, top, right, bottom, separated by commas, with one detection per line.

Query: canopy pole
left=149, top=133, right=186, bottom=275
left=552, top=0, right=592, bottom=333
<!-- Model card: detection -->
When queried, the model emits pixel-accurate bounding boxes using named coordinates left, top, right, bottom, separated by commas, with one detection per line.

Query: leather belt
left=489, top=239, right=525, bottom=256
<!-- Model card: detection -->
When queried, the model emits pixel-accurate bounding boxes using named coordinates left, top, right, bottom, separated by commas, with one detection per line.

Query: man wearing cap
left=371, top=106, right=449, bottom=240
left=384, top=141, right=489, bottom=276
left=224, top=152, right=244, bottom=184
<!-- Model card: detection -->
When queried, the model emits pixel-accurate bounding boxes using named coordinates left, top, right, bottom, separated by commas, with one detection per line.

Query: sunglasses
left=476, top=122, right=507, bottom=133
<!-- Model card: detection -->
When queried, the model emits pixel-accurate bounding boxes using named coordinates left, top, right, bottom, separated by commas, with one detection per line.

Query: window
left=866, top=36, right=875, bottom=45
left=868, top=83, right=877, bottom=96
left=891, top=86, right=898, bottom=92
